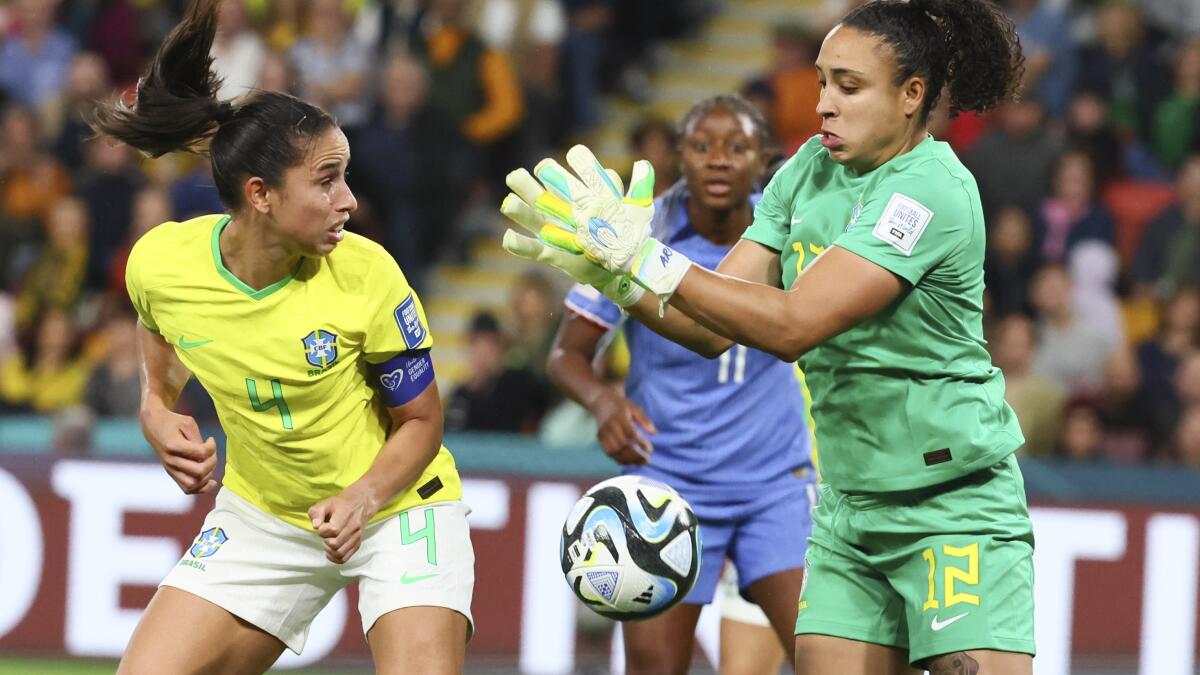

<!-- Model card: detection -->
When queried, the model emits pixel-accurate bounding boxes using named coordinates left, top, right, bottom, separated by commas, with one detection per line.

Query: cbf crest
left=189, top=527, right=229, bottom=558
left=846, top=201, right=864, bottom=231
left=302, top=329, right=339, bottom=368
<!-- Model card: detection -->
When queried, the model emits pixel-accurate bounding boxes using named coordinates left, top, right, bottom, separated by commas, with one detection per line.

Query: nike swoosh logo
left=400, top=571, right=438, bottom=585
left=930, top=612, right=968, bottom=631
left=178, top=337, right=213, bottom=350
left=637, top=488, right=670, bottom=522
left=791, top=216, right=803, bottom=225
left=633, top=482, right=672, bottom=521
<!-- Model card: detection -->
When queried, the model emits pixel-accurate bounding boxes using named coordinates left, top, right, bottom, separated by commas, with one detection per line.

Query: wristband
left=630, top=238, right=692, bottom=315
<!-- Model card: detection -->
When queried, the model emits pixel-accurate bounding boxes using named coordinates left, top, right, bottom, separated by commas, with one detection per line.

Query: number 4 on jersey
left=246, top=377, right=293, bottom=430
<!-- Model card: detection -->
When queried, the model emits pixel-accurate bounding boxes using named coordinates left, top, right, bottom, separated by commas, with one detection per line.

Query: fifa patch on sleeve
left=372, top=350, right=435, bottom=406
left=872, top=193, right=933, bottom=256
left=393, top=294, right=428, bottom=349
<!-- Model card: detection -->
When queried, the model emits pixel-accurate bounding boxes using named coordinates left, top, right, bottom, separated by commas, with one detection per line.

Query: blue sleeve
left=564, top=283, right=622, bottom=329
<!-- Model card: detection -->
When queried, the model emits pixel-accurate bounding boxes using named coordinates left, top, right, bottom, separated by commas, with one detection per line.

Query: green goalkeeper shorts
left=794, top=453, right=1035, bottom=665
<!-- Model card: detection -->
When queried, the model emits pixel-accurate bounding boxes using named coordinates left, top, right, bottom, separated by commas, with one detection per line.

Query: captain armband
left=370, top=350, right=435, bottom=407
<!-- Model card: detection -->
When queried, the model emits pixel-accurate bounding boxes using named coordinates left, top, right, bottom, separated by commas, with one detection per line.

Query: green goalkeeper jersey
left=744, top=134, right=1023, bottom=492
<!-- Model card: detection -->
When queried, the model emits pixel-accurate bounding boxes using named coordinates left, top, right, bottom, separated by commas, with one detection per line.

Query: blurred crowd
left=443, top=0, right=1200, bottom=471
left=1, top=0, right=1199, bottom=471
left=0, top=0, right=711, bottom=446
left=943, top=0, right=1200, bottom=470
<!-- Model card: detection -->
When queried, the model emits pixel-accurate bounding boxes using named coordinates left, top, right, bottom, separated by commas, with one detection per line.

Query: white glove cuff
left=630, top=238, right=692, bottom=313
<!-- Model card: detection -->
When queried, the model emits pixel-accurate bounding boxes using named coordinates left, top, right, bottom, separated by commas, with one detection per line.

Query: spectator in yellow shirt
left=1, top=308, right=92, bottom=414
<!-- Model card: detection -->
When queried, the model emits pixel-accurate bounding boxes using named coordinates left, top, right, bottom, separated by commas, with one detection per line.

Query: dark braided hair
left=842, top=0, right=1024, bottom=119
left=90, top=0, right=336, bottom=210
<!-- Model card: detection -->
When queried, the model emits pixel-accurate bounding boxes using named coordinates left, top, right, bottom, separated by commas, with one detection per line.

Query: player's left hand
left=520, top=145, right=692, bottom=311
left=309, top=489, right=372, bottom=564
left=501, top=166, right=645, bottom=307
left=590, top=389, right=656, bottom=465
left=524, top=144, right=656, bottom=274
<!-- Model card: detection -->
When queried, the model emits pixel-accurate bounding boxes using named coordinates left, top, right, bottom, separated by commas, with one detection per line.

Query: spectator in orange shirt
left=0, top=103, right=72, bottom=225
left=412, top=0, right=525, bottom=197
left=414, top=0, right=525, bottom=149
left=742, top=23, right=821, bottom=154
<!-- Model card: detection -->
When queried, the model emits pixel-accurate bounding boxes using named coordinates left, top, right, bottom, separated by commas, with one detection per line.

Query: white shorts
left=718, top=564, right=771, bottom=627
left=161, top=488, right=475, bottom=654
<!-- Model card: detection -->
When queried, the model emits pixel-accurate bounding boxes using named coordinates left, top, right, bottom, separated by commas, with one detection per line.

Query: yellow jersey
left=126, top=214, right=462, bottom=528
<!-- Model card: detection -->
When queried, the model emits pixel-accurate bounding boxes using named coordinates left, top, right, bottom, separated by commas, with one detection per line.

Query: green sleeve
left=734, top=153, right=801, bottom=251
left=832, top=174, right=975, bottom=285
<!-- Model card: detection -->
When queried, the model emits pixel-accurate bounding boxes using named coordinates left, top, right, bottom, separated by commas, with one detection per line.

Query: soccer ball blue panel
left=560, top=475, right=701, bottom=620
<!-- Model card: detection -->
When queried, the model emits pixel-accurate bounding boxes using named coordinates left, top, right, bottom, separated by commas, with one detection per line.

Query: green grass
left=0, top=656, right=536, bottom=674
left=0, top=658, right=118, bottom=675
left=0, top=657, right=374, bottom=674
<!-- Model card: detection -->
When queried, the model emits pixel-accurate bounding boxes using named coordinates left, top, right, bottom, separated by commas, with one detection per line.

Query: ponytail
left=90, top=0, right=335, bottom=209
left=843, top=0, right=1024, bottom=118
left=91, top=0, right=227, bottom=157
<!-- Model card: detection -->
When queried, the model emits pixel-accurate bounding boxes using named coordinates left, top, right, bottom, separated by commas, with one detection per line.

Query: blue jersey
left=565, top=182, right=814, bottom=496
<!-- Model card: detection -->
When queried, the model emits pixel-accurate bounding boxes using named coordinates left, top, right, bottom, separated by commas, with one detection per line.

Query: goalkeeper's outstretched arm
left=622, top=238, right=784, bottom=359
left=670, top=245, right=904, bottom=363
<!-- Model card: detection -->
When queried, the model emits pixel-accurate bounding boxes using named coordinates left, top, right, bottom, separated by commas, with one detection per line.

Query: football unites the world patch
left=394, top=294, right=428, bottom=349
left=872, top=192, right=933, bottom=255
left=301, top=329, right=339, bottom=368
left=189, top=527, right=229, bottom=558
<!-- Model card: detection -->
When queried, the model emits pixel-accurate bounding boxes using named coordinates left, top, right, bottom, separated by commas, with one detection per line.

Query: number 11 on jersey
left=718, top=345, right=747, bottom=384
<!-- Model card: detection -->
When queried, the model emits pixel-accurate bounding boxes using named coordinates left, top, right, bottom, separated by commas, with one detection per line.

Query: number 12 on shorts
left=922, top=543, right=980, bottom=610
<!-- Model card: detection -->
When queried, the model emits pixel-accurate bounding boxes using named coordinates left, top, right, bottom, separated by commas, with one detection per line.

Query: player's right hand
left=590, top=391, right=656, bottom=465
left=142, top=407, right=218, bottom=494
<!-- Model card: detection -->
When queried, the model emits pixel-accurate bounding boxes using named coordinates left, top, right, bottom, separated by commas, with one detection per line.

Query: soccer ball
left=560, top=475, right=701, bottom=620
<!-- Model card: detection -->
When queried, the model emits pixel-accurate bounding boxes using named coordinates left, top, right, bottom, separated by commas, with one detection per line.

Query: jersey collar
left=210, top=215, right=304, bottom=300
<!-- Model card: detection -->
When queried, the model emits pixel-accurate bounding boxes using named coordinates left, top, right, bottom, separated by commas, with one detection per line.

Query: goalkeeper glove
left=500, top=170, right=644, bottom=308
left=531, top=144, right=693, bottom=310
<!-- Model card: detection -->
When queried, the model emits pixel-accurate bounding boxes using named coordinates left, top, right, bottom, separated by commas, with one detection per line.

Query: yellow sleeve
left=0, top=357, right=31, bottom=405
left=462, top=49, right=525, bottom=143
left=363, top=253, right=434, bottom=362
left=125, top=234, right=159, bottom=333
